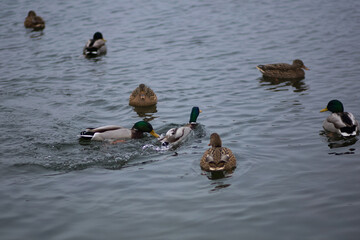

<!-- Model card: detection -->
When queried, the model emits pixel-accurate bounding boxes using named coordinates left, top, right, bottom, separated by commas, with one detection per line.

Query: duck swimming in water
left=129, top=84, right=158, bottom=107
left=200, top=133, right=236, bottom=172
left=160, top=107, right=201, bottom=147
left=320, top=100, right=359, bottom=137
left=256, top=59, right=309, bottom=79
left=24, top=10, right=45, bottom=30
left=79, top=121, right=159, bottom=141
left=83, top=32, right=107, bottom=56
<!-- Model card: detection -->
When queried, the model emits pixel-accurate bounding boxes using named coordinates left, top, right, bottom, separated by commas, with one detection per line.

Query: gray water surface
left=1, top=0, right=360, bottom=239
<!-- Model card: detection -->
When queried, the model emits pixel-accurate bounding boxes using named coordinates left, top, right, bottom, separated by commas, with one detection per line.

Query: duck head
left=293, top=59, right=309, bottom=70
left=320, top=99, right=344, bottom=113
left=93, top=32, right=105, bottom=41
left=132, top=121, right=159, bottom=138
left=189, top=106, right=201, bottom=124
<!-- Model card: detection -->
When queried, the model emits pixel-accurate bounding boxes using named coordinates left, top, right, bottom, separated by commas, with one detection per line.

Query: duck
left=256, top=59, right=309, bottom=79
left=320, top=99, right=359, bottom=137
left=160, top=106, right=201, bottom=147
left=129, top=84, right=158, bottom=107
left=200, top=133, right=236, bottom=172
left=83, top=32, right=107, bottom=56
left=24, top=10, right=45, bottom=30
left=79, top=121, right=159, bottom=141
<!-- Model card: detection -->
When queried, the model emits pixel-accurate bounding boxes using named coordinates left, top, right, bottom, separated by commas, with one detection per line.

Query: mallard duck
left=200, top=133, right=236, bottom=172
left=129, top=84, right=158, bottom=107
left=83, top=32, right=107, bottom=56
left=320, top=100, right=359, bottom=137
left=160, top=107, right=201, bottom=147
left=79, top=121, right=159, bottom=141
left=256, top=59, right=309, bottom=79
left=24, top=11, right=45, bottom=30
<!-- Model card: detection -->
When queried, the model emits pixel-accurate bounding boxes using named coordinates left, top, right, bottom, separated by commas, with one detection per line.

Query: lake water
left=1, top=0, right=360, bottom=239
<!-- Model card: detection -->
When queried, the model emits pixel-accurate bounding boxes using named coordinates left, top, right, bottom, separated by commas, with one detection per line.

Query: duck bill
left=320, top=108, right=328, bottom=112
left=209, top=166, right=225, bottom=172
left=150, top=130, right=160, bottom=138
left=303, top=66, right=310, bottom=70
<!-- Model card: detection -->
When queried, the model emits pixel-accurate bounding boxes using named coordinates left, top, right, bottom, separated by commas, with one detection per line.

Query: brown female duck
left=24, top=11, right=45, bottom=30
left=256, top=59, right=309, bottom=79
left=200, top=133, right=236, bottom=172
left=129, top=84, right=158, bottom=107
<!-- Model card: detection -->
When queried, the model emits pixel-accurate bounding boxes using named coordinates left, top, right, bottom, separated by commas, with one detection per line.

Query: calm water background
left=1, top=0, right=360, bottom=239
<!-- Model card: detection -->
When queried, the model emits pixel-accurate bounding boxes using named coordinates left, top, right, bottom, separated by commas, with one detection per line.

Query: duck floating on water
left=129, top=84, right=158, bottom=107
left=200, top=133, right=236, bottom=172
left=79, top=121, right=159, bottom=141
left=24, top=10, right=45, bottom=30
left=320, top=100, right=359, bottom=137
left=160, top=107, right=201, bottom=147
left=83, top=32, right=107, bottom=57
left=256, top=59, right=309, bottom=79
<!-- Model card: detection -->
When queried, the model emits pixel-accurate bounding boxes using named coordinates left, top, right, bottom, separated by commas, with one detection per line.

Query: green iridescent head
left=132, top=121, right=159, bottom=138
left=320, top=99, right=344, bottom=113
left=93, top=32, right=104, bottom=40
left=189, top=107, right=201, bottom=123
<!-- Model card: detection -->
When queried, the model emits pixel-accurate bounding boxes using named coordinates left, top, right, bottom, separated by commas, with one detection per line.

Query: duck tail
left=84, top=47, right=98, bottom=56
left=340, top=126, right=358, bottom=137
left=79, top=130, right=95, bottom=139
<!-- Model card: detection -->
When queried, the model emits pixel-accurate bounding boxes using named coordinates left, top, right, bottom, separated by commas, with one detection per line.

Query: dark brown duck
left=256, top=59, right=309, bottom=79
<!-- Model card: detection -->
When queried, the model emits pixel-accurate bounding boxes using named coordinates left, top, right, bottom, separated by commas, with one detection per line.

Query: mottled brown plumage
left=256, top=59, right=309, bottom=79
left=24, top=11, right=45, bottom=30
left=200, top=133, right=236, bottom=172
left=129, top=84, right=157, bottom=107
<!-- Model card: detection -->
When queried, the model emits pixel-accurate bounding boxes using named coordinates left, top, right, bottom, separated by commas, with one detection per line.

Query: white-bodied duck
left=79, top=121, right=159, bottom=141
left=320, top=99, right=359, bottom=137
left=160, top=107, right=201, bottom=147
left=83, top=32, right=107, bottom=57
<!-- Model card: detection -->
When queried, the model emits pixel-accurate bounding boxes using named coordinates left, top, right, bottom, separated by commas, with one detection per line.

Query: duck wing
left=257, top=63, right=293, bottom=71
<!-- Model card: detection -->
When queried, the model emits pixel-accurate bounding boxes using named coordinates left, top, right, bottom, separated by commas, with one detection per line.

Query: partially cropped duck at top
left=200, top=133, right=236, bottom=172
left=129, top=84, right=158, bottom=107
left=83, top=32, right=107, bottom=57
left=79, top=121, right=159, bottom=141
left=160, top=107, right=201, bottom=147
left=320, top=99, right=359, bottom=137
left=256, top=59, right=309, bottom=79
left=24, top=10, right=45, bottom=30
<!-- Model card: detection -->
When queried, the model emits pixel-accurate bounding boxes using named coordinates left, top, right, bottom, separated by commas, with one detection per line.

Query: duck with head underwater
left=320, top=99, right=359, bottom=137
left=200, top=133, right=236, bottom=173
left=79, top=121, right=159, bottom=141
left=256, top=59, right=309, bottom=79
left=83, top=32, right=107, bottom=57
left=160, top=107, right=201, bottom=147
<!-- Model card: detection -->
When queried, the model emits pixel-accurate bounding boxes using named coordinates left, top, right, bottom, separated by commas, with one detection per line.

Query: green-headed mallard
left=256, top=59, right=309, bottom=79
left=160, top=106, right=201, bottom=147
left=79, top=121, right=159, bottom=141
left=83, top=32, right=107, bottom=57
left=200, top=133, right=236, bottom=172
left=129, top=84, right=158, bottom=107
left=24, top=10, right=45, bottom=30
left=320, top=99, right=359, bottom=137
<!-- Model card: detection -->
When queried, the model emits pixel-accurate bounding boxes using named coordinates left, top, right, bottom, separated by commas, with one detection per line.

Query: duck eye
left=162, top=142, right=169, bottom=147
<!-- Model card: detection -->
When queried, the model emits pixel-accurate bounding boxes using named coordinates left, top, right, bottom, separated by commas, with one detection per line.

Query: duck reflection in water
left=131, top=105, right=158, bottom=122
left=320, top=130, right=358, bottom=150
left=259, top=77, right=309, bottom=93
